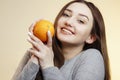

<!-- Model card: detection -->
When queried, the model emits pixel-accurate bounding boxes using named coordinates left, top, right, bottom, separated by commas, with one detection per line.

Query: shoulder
left=81, top=48, right=103, bottom=61
left=83, top=48, right=101, bottom=55
left=74, top=48, right=105, bottom=73
left=74, top=49, right=104, bottom=68
left=77, top=48, right=105, bottom=73
left=78, top=48, right=104, bottom=66
left=72, top=49, right=105, bottom=80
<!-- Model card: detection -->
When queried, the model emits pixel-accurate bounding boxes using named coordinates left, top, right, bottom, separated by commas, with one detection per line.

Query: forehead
left=66, top=2, right=93, bottom=20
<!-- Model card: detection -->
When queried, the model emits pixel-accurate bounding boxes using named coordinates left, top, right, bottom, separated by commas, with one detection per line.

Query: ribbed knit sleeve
left=17, top=60, right=39, bottom=80
left=72, top=49, right=105, bottom=80
left=42, top=67, right=66, bottom=80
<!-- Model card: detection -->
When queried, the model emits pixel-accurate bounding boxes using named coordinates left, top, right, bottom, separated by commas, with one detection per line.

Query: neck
left=62, top=43, right=84, bottom=60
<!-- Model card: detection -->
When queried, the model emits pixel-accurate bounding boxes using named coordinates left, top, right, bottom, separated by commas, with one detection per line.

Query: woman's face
left=57, top=2, right=94, bottom=46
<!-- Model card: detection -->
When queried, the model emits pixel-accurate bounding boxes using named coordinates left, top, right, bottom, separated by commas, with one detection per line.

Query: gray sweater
left=12, top=49, right=105, bottom=80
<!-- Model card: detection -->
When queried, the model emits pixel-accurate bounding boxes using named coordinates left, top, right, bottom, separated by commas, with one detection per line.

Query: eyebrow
left=65, top=9, right=89, bottom=21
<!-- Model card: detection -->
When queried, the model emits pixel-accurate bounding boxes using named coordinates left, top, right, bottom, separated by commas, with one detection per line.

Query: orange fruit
left=33, top=20, right=55, bottom=42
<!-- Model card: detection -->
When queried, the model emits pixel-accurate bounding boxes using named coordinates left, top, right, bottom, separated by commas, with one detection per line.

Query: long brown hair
left=52, top=0, right=111, bottom=80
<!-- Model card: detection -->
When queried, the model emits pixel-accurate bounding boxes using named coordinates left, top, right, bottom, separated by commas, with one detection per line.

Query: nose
left=65, top=17, right=74, bottom=27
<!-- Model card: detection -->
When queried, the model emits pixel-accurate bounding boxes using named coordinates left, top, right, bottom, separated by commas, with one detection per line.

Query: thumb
left=47, top=30, right=52, bottom=47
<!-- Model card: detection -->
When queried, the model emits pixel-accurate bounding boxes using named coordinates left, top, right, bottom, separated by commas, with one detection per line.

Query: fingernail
left=32, top=22, right=36, bottom=26
left=28, top=32, right=32, bottom=35
left=27, top=37, right=30, bottom=41
left=48, top=30, right=51, bottom=34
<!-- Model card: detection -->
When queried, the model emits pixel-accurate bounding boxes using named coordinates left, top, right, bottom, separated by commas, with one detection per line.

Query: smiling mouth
left=61, top=28, right=74, bottom=35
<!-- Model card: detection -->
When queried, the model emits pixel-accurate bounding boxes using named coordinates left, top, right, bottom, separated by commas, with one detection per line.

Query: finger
left=28, top=48, right=41, bottom=58
left=47, top=31, right=52, bottom=47
left=29, top=23, right=36, bottom=34
left=28, top=47, right=37, bottom=53
left=27, top=38, right=41, bottom=51
left=28, top=32, right=43, bottom=45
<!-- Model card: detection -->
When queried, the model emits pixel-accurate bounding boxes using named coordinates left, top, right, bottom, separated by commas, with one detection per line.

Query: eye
left=78, top=20, right=85, bottom=24
left=62, top=13, right=70, bottom=17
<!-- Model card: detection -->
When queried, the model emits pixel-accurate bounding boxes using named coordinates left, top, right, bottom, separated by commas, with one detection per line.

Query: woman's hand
left=27, top=21, right=54, bottom=69
left=29, top=54, right=39, bottom=65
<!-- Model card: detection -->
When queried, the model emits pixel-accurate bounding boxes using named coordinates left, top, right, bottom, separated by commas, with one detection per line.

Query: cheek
left=56, top=21, right=62, bottom=30
left=57, top=17, right=67, bottom=26
left=76, top=27, right=91, bottom=40
left=56, top=18, right=64, bottom=33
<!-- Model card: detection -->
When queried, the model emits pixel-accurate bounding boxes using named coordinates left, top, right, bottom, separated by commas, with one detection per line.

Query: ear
left=85, top=34, right=96, bottom=44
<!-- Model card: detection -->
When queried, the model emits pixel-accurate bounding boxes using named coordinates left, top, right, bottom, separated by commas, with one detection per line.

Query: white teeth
left=62, top=28, right=72, bottom=34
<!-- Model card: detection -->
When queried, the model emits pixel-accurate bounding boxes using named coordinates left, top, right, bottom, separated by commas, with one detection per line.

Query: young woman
left=12, top=0, right=111, bottom=80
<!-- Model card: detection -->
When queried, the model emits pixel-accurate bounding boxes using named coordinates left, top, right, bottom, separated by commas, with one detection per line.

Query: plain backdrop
left=0, top=0, right=120, bottom=80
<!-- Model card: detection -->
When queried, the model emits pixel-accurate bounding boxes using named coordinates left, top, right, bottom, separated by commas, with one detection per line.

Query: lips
left=61, top=27, right=75, bottom=35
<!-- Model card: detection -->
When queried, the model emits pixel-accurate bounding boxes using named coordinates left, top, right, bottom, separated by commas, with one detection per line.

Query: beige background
left=0, top=0, right=120, bottom=80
